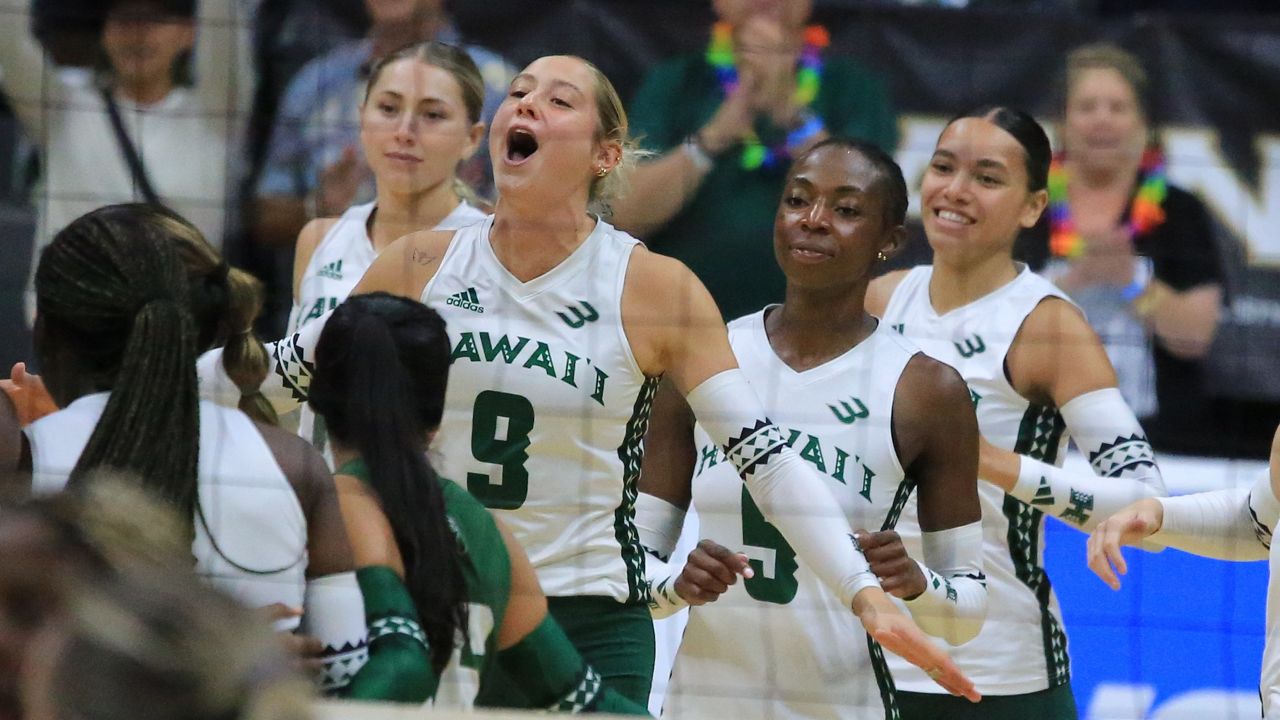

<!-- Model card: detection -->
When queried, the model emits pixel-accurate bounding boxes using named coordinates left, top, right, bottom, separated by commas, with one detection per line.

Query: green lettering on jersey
left=522, top=341, right=557, bottom=377
left=859, top=464, right=876, bottom=502
left=304, top=297, right=337, bottom=323
left=799, top=434, right=827, bottom=473
left=832, top=447, right=850, bottom=484
left=696, top=443, right=720, bottom=476
left=590, top=366, right=609, bottom=406
left=450, top=331, right=481, bottom=362
left=561, top=351, right=581, bottom=388
left=479, top=333, right=529, bottom=364
left=954, top=334, right=986, bottom=359
left=829, top=397, right=869, bottom=425
left=969, top=387, right=983, bottom=407
left=784, top=428, right=803, bottom=448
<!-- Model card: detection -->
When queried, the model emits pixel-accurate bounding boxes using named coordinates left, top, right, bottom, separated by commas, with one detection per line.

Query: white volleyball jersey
left=880, top=265, right=1073, bottom=695
left=666, top=310, right=919, bottom=720
left=292, top=200, right=487, bottom=456
left=24, top=393, right=309, bottom=612
left=422, top=216, right=656, bottom=602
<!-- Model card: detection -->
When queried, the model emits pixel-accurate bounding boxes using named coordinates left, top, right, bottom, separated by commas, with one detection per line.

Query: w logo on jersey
left=954, top=334, right=986, bottom=358
left=829, top=397, right=869, bottom=425
left=317, top=259, right=343, bottom=280
left=447, top=288, right=485, bottom=313
left=556, top=300, right=599, bottom=328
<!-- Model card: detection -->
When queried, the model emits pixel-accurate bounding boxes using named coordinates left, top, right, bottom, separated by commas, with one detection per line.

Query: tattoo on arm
left=410, top=249, right=437, bottom=267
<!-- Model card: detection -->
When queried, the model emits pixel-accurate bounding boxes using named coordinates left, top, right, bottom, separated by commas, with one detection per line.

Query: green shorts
left=547, top=595, right=655, bottom=706
left=896, top=681, right=1077, bottom=720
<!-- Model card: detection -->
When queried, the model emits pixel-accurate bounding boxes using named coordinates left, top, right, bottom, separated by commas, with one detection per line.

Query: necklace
left=706, top=22, right=829, bottom=170
left=1048, top=149, right=1167, bottom=258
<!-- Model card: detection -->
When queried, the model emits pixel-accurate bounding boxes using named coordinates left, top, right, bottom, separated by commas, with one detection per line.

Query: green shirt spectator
left=617, top=15, right=896, bottom=321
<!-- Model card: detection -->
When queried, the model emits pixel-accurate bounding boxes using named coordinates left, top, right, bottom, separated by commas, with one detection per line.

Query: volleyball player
left=202, top=55, right=978, bottom=704
left=643, top=138, right=986, bottom=719
left=868, top=108, right=1167, bottom=719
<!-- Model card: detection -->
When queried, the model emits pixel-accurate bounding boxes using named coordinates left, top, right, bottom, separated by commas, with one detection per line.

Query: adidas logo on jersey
left=317, top=259, right=343, bottom=280
left=447, top=287, right=485, bottom=313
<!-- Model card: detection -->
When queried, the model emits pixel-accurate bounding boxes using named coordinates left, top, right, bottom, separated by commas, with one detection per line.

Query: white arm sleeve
left=685, top=369, right=881, bottom=610
left=1150, top=470, right=1278, bottom=561
left=1008, top=388, right=1166, bottom=532
left=196, top=307, right=334, bottom=414
left=636, top=492, right=689, bottom=619
left=301, top=571, right=369, bottom=694
left=902, top=521, right=987, bottom=646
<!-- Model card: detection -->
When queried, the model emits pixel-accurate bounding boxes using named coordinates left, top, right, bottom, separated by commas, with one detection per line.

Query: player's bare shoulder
left=355, top=228, right=457, bottom=299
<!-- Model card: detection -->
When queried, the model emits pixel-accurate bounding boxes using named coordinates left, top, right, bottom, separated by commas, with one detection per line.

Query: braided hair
left=307, top=292, right=466, bottom=673
left=34, top=204, right=199, bottom=523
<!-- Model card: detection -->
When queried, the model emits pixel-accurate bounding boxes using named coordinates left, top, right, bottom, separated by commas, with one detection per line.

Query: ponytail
left=219, top=266, right=277, bottom=426
left=36, top=207, right=200, bottom=524
left=308, top=294, right=465, bottom=673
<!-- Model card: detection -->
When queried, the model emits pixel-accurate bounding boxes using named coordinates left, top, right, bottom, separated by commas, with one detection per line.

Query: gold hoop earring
left=596, top=167, right=608, bottom=178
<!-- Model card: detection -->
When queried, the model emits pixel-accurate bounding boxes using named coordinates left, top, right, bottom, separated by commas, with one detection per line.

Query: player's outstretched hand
left=1087, top=498, right=1163, bottom=591
left=856, top=529, right=927, bottom=599
left=0, top=362, right=58, bottom=426
left=675, top=539, right=754, bottom=605
left=853, top=587, right=980, bottom=702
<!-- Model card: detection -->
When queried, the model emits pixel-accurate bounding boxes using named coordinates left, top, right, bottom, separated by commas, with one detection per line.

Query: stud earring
left=876, top=251, right=888, bottom=262
left=596, top=167, right=608, bottom=178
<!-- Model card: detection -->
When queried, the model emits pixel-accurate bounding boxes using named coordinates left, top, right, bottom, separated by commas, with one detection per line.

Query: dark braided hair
left=307, top=293, right=466, bottom=673
left=34, top=205, right=199, bottom=524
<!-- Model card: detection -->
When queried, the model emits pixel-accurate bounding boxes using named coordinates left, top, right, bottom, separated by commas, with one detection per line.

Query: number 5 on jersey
left=468, top=391, right=534, bottom=510
left=740, top=487, right=799, bottom=604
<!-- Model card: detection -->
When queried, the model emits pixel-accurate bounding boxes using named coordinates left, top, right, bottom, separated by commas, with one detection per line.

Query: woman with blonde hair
left=202, top=55, right=978, bottom=705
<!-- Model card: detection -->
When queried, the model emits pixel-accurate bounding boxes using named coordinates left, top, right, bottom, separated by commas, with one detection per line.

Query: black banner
left=460, top=3, right=1280, bottom=402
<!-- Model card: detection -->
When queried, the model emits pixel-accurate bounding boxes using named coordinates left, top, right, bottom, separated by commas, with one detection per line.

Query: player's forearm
left=636, top=492, right=688, bottom=619
left=686, top=370, right=881, bottom=611
left=198, top=307, right=331, bottom=414
left=1150, top=473, right=1276, bottom=561
left=903, top=522, right=986, bottom=646
left=999, top=388, right=1167, bottom=532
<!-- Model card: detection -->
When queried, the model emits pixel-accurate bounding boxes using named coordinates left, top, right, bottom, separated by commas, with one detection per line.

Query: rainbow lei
left=706, top=22, right=829, bottom=170
left=1048, top=149, right=1168, bottom=258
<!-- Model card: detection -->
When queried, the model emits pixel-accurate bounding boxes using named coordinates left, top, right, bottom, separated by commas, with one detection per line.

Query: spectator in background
left=1021, top=43, right=1224, bottom=455
left=611, top=0, right=896, bottom=322
left=251, top=0, right=513, bottom=251
left=0, top=0, right=254, bottom=326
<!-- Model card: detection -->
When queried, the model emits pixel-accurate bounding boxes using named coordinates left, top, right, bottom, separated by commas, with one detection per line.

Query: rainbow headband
left=706, top=22, right=829, bottom=170
left=1048, top=149, right=1168, bottom=258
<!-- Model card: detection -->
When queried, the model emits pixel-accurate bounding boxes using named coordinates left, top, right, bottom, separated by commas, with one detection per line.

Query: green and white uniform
left=666, top=310, right=918, bottom=720
left=290, top=200, right=485, bottom=456
left=422, top=216, right=657, bottom=699
left=881, top=266, right=1074, bottom=699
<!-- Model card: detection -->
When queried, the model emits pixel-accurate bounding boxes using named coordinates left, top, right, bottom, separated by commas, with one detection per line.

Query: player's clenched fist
left=675, top=539, right=755, bottom=605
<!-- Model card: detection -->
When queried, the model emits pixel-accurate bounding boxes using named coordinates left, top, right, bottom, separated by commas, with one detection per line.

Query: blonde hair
left=147, top=208, right=277, bottom=426
left=1064, top=43, right=1150, bottom=120
left=364, top=41, right=489, bottom=208
left=45, top=565, right=312, bottom=720
left=578, top=58, right=652, bottom=216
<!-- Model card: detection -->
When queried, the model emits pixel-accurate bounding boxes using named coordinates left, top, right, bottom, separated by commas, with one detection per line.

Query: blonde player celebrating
left=202, top=55, right=979, bottom=705
left=287, top=41, right=488, bottom=453
left=642, top=138, right=987, bottom=719
left=867, top=107, right=1167, bottom=719
left=1088, top=425, right=1280, bottom=717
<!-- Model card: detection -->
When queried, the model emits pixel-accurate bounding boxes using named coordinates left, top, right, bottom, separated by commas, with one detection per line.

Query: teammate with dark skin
left=641, top=140, right=981, bottom=606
